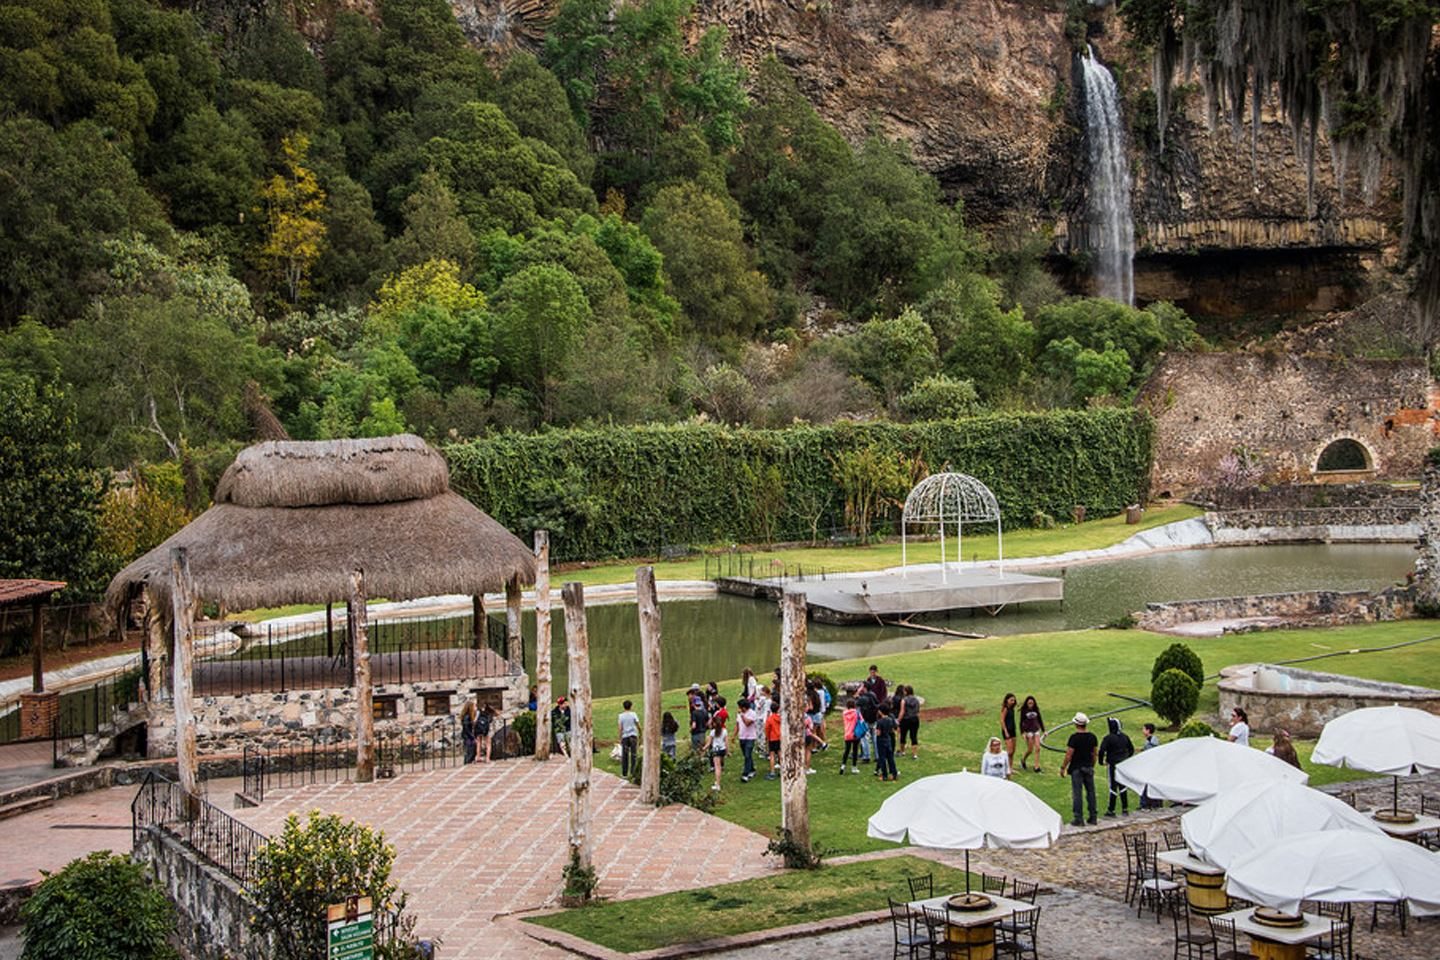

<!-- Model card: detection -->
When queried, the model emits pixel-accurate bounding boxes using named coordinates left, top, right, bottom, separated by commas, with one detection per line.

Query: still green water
left=526, top=543, right=1415, bottom=698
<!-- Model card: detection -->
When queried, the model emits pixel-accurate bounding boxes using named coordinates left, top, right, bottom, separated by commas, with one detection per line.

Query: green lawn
left=525, top=854, right=969, bottom=952
left=587, top=620, right=1440, bottom=856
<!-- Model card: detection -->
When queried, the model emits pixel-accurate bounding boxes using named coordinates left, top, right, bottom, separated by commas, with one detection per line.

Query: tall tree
left=492, top=263, right=592, bottom=421
left=257, top=134, right=328, bottom=306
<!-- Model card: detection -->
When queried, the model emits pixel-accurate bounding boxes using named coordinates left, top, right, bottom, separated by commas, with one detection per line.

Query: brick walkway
left=234, top=757, right=779, bottom=958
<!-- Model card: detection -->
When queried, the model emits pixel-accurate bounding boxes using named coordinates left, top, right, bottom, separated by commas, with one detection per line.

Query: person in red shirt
left=764, top=703, right=782, bottom=780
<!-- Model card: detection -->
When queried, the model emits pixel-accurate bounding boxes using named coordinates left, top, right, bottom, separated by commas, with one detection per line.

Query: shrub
left=1105, top=613, right=1137, bottom=630
left=628, top=749, right=715, bottom=810
left=511, top=710, right=536, bottom=754
left=1151, top=668, right=1200, bottom=729
left=20, top=852, right=176, bottom=960
left=1151, top=642, right=1204, bottom=686
left=764, top=828, right=827, bottom=870
left=250, top=811, right=417, bottom=960
left=1178, top=720, right=1217, bottom=739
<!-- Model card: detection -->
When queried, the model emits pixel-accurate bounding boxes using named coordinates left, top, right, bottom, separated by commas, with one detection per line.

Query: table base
left=945, top=921, right=996, bottom=960
left=1185, top=870, right=1228, bottom=916
left=1249, top=937, right=1306, bottom=960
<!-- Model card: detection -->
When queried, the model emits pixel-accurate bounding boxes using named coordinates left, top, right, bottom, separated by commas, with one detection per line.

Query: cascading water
left=1079, top=45, right=1135, bottom=306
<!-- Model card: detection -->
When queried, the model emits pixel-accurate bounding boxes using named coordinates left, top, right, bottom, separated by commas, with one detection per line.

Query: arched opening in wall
left=1315, top=438, right=1373, bottom=473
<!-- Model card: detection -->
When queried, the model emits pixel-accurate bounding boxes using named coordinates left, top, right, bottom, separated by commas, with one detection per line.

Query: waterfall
left=1079, top=45, right=1135, bottom=306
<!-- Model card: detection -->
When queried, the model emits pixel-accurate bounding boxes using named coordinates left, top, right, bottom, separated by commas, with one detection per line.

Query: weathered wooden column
left=30, top=599, right=44, bottom=694
left=1416, top=454, right=1440, bottom=610
left=779, top=591, right=810, bottom=851
left=506, top=576, right=524, bottom=668
left=144, top=592, right=168, bottom=701
left=472, top=595, right=488, bottom=650
left=636, top=566, right=663, bottom=803
left=562, top=582, right=594, bottom=883
left=534, top=531, right=553, bottom=760
left=325, top=602, right=334, bottom=658
left=349, top=569, right=375, bottom=783
left=169, top=548, right=200, bottom=813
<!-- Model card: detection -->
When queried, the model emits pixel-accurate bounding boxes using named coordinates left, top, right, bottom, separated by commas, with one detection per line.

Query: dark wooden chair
left=1125, top=832, right=1154, bottom=906
left=1312, top=901, right=1352, bottom=923
left=1163, top=829, right=1186, bottom=852
left=995, top=906, right=1040, bottom=960
left=981, top=873, right=1007, bottom=897
left=887, top=897, right=932, bottom=960
left=907, top=872, right=934, bottom=901
left=921, top=905, right=972, bottom=960
left=1368, top=898, right=1407, bottom=936
left=1306, top=917, right=1353, bottom=960
left=1166, top=888, right=1217, bottom=960
left=1136, top=840, right=1181, bottom=922
left=1206, top=916, right=1258, bottom=960
left=1010, top=879, right=1039, bottom=905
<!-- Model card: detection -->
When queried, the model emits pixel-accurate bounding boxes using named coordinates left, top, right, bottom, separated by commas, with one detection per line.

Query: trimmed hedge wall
left=445, top=409, right=1153, bottom=563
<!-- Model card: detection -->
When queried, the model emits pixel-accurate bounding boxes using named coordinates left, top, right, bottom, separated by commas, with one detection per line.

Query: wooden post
left=169, top=548, right=200, bottom=813
left=562, top=582, right=594, bottom=882
left=30, top=599, right=44, bottom=694
left=779, top=591, right=810, bottom=851
left=350, top=569, right=375, bottom=783
left=636, top=566, right=662, bottom=803
left=506, top=576, right=523, bottom=669
left=143, top=591, right=168, bottom=702
left=325, top=602, right=334, bottom=658
left=534, top=531, right=553, bottom=760
left=472, top=595, right=488, bottom=651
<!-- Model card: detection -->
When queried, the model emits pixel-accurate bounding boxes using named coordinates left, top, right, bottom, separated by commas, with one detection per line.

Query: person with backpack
left=856, top=685, right=879, bottom=762
left=1099, top=717, right=1135, bottom=817
left=840, top=698, right=865, bottom=774
left=898, top=685, right=922, bottom=760
left=475, top=704, right=494, bottom=762
left=689, top=694, right=709, bottom=752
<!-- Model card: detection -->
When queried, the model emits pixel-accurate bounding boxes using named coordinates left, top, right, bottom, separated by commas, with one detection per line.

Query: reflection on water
left=522, top=543, right=1416, bottom=698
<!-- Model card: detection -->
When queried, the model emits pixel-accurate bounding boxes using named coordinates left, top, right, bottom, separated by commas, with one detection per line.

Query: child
left=874, top=704, right=899, bottom=782
left=661, top=711, right=679, bottom=758
left=704, top=712, right=728, bottom=792
left=841, top=698, right=863, bottom=774
left=764, top=701, right=782, bottom=780
left=617, top=700, right=640, bottom=779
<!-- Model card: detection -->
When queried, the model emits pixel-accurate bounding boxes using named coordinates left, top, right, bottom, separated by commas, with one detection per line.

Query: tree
left=495, top=52, right=593, bottom=183
left=1151, top=667, right=1200, bottom=729
left=256, top=133, right=328, bottom=305
left=925, top=276, right=1035, bottom=400
left=314, top=173, right=388, bottom=306
left=388, top=169, right=475, bottom=273
left=1039, top=337, right=1132, bottom=404
left=898, top=374, right=980, bottom=422
left=492, top=264, right=593, bottom=421
left=0, top=376, right=104, bottom=594
left=19, top=852, right=175, bottom=960
left=640, top=181, right=772, bottom=343
left=1034, top=298, right=1193, bottom=378
left=541, top=0, right=612, bottom=126
left=844, top=308, right=940, bottom=410
left=1151, top=642, right=1204, bottom=686
left=150, top=105, right=264, bottom=233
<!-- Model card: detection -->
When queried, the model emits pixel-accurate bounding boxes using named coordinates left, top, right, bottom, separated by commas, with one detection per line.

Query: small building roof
left=105, top=435, right=535, bottom=615
left=0, top=580, right=66, bottom=607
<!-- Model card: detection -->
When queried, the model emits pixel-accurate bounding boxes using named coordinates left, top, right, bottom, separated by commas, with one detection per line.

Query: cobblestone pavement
left=236, top=756, right=779, bottom=959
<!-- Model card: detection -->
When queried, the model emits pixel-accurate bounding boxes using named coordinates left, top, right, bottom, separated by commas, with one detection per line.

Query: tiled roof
left=0, top=579, right=66, bottom=606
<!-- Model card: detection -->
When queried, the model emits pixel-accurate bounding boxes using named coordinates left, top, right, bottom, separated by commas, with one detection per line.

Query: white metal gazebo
left=901, top=473, right=1003, bottom=580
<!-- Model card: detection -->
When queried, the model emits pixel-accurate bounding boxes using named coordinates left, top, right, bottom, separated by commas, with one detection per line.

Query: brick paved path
left=235, top=756, right=779, bottom=958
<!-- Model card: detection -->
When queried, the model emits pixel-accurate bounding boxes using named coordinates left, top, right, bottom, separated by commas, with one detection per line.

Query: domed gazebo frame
left=901, top=473, right=1004, bottom=580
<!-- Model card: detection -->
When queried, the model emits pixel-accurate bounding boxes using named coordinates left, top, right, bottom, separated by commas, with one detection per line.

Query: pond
left=526, top=543, right=1416, bottom=699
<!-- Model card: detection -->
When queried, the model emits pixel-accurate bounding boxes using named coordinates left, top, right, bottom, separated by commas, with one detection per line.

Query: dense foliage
left=1151, top=667, right=1200, bottom=728
left=447, top=409, right=1153, bottom=561
left=20, top=852, right=176, bottom=960
left=1150, top=642, right=1204, bottom=686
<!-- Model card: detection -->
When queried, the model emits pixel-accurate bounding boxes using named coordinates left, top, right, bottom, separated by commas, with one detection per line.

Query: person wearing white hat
left=1059, top=711, right=1099, bottom=827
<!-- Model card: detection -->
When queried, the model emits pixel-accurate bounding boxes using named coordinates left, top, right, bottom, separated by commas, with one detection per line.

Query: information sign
left=326, top=896, right=374, bottom=960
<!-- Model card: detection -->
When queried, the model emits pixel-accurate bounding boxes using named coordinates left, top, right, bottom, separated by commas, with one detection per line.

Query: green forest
left=0, top=0, right=1201, bottom=593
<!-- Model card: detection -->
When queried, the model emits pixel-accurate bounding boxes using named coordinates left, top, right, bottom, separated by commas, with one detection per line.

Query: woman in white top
left=705, top=714, right=729, bottom=792
left=1228, top=707, right=1251, bottom=747
left=981, top=736, right=1011, bottom=779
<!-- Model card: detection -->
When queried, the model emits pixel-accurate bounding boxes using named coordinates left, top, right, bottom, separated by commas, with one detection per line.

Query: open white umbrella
left=1311, top=704, right=1440, bottom=818
left=1225, top=830, right=1440, bottom=917
left=1114, top=735, right=1308, bottom=804
left=867, top=771, right=1062, bottom=898
left=1181, top=779, right=1383, bottom=870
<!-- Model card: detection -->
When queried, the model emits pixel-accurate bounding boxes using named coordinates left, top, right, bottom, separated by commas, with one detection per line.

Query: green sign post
left=327, top=896, right=374, bottom=960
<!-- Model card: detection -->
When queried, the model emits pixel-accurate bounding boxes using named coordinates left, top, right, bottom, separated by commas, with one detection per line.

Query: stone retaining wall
left=1217, top=664, right=1440, bottom=737
left=1210, top=506, right=1420, bottom=529
left=1138, top=587, right=1415, bottom=632
left=135, top=828, right=267, bottom=960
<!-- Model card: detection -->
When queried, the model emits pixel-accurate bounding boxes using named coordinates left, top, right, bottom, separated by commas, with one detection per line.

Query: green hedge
left=445, top=409, right=1153, bottom=562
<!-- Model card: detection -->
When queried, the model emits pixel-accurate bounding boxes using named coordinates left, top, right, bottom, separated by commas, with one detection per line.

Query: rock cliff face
left=453, top=0, right=1398, bottom=313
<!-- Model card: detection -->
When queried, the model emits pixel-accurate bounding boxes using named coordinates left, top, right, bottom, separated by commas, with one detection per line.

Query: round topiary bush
left=1177, top=720, right=1217, bottom=739
left=20, top=851, right=177, bottom=960
left=1151, top=668, right=1200, bottom=729
left=1151, top=642, right=1204, bottom=686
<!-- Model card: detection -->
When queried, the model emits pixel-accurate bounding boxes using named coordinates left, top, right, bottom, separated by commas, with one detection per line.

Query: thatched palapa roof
left=106, top=435, right=535, bottom=615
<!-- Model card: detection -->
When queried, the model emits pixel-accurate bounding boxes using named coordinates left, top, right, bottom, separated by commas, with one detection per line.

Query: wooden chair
left=907, top=872, right=934, bottom=901
left=921, top=905, right=971, bottom=960
left=1163, top=829, right=1186, bottom=852
left=1306, top=917, right=1353, bottom=960
left=1367, top=898, right=1407, bottom=936
left=1312, top=901, right=1352, bottom=923
left=981, top=873, right=1007, bottom=897
left=1419, top=795, right=1439, bottom=850
left=887, top=897, right=932, bottom=960
left=1010, top=879, right=1039, bottom=905
left=1164, top=887, right=1216, bottom=960
left=1125, top=832, right=1156, bottom=906
left=1136, top=840, right=1181, bottom=922
left=995, top=906, right=1040, bottom=960
left=1206, top=916, right=1258, bottom=960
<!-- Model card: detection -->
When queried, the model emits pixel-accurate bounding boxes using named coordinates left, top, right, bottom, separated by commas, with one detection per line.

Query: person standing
left=1099, top=717, right=1135, bottom=817
left=898, top=685, right=921, bottom=760
left=741, top=668, right=759, bottom=703
left=856, top=684, right=879, bottom=762
left=704, top=713, right=728, bottom=792
left=1060, top=712, right=1098, bottom=827
left=981, top=736, right=1011, bottom=778
left=661, top=711, right=679, bottom=758
left=764, top=701, right=782, bottom=780
left=874, top=704, right=899, bottom=782
left=864, top=665, right=888, bottom=708
left=689, top=694, right=709, bottom=752
left=551, top=697, right=572, bottom=757
left=617, top=700, right=640, bottom=779
left=1000, top=693, right=1019, bottom=769
left=1138, top=722, right=1161, bottom=808
left=1267, top=729, right=1302, bottom=769
left=840, top=698, right=863, bottom=774
left=461, top=700, right=478, bottom=764
left=1228, top=707, right=1251, bottom=746
left=736, top=697, right=759, bottom=783
left=1018, top=695, right=1045, bottom=772
left=475, top=704, right=495, bottom=762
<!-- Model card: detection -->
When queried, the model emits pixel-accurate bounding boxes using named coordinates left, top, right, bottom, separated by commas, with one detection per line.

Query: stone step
left=0, top=794, right=53, bottom=822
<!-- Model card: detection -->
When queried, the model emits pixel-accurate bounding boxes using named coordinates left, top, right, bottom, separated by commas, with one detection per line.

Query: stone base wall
left=1217, top=664, right=1440, bottom=737
left=1209, top=507, right=1420, bottom=529
left=1138, top=587, right=1415, bottom=632
left=147, top=674, right=527, bottom=757
left=135, top=828, right=268, bottom=960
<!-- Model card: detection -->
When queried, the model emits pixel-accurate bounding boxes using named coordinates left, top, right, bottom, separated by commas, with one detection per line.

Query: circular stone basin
left=1217, top=664, right=1440, bottom=738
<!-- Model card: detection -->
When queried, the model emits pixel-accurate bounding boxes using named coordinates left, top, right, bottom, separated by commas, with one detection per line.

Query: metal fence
left=132, top=771, right=266, bottom=885
left=705, top=552, right=831, bottom=583
left=0, top=659, right=144, bottom=748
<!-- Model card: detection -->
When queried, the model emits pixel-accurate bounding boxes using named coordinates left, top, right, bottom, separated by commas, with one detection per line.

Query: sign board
left=326, top=896, right=374, bottom=960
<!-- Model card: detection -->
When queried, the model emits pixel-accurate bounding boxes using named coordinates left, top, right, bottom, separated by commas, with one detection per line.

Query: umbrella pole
left=965, top=849, right=971, bottom=896
left=1394, top=774, right=1400, bottom=818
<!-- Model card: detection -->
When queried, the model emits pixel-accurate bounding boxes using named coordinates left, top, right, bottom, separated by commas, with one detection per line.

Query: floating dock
left=716, top=567, right=1064, bottom=625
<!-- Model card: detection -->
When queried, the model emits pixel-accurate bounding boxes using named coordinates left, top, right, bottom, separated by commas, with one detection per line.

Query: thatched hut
left=106, top=434, right=534, bottom=616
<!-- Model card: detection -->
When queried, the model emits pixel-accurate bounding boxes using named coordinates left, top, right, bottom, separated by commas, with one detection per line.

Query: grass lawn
left=587, top=620, right=1440, bottom=856
left=525, top=853, right=968, bottom=952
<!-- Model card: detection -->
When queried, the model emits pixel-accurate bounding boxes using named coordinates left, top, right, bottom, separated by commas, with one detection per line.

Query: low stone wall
left=1217, top=663, right=1440, bottom=737
left=135, top=828, right=267, bottom=960
left=1138, top=587, right=1415, bottom=632
left=147, top=673, right=527, bottom=757
left=1209, top=507, right=1420, bottom=529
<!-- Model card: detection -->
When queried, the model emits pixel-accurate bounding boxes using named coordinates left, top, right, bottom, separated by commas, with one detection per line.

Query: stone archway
left=1311, top=434, right=1378, bottom=480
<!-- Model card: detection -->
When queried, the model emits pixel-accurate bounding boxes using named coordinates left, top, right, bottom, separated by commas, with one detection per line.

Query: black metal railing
left=705, top=552, right=829, bottom=583
left=132, top=771, right=266, bottom=885
left=0, top=660, right=144, bottom=748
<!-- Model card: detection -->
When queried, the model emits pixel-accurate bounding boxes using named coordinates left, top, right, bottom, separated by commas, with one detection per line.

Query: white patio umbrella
left=867, top=771, right=1062, bottom=898
left=1115, top=735, right=1308, bottom=804
left=1311, top=704, right=1440, bottom=818
left=1180, top=779, right=1383, bottom=870
left=1225, top=830, right=1440, bottom=917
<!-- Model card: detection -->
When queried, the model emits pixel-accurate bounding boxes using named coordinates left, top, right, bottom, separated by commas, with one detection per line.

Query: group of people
left=460, top=700, right=498, bottom=764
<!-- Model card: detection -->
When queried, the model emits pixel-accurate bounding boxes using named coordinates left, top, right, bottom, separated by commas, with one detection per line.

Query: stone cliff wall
left=1138, top=352, right=1439, bottom=496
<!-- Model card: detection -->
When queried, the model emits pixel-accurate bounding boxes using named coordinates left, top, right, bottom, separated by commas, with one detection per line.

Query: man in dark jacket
left=1098, top=717, right=1135, bottom=817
